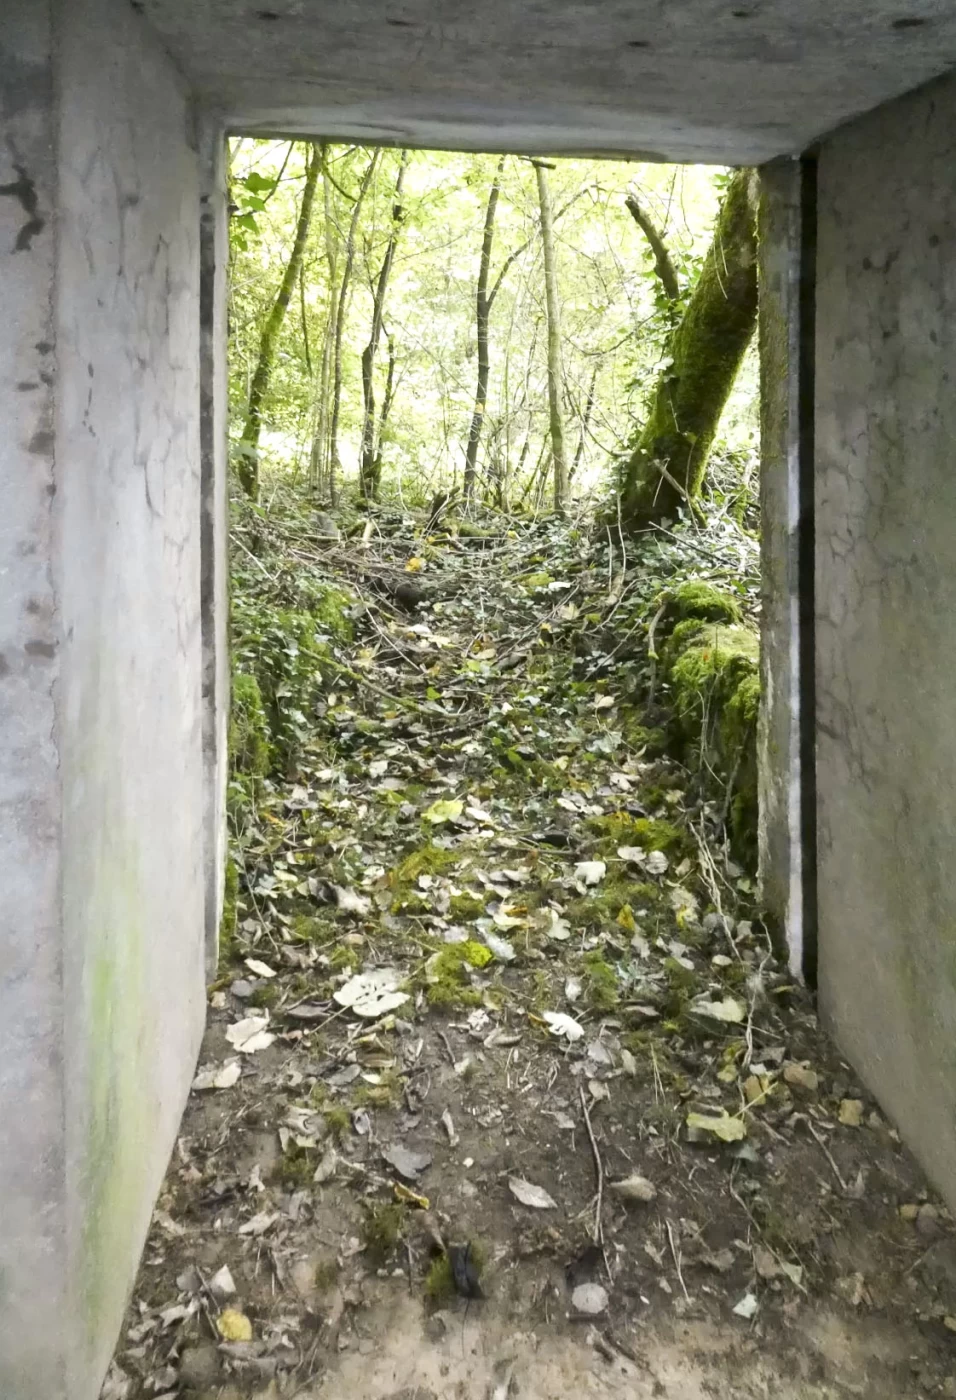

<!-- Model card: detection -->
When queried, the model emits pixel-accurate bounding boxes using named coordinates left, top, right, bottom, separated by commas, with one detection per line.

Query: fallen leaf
left=733, top=1292, right=759, bottom=1320
left=509, top=1177, right=557, bottom=1210
left=331, top=884, right=372, bottom=915
left=225, top=1015, right=275, bottom=1055
left=423, top=798, right=464, bottom=823
left=686, top=1110, right=747, bottom=1143
left=691, top=996, right=746, bottom=1024
left=839, top=1098, right=864, bottom=1127
left=244, top=958, right=277, bottom=979
left=575, top=860, right=606, bottom=886
left=617, top=845, right=646, bottom=864
left=645, top=850, right=669, bottom=876
left=209, top=1266, right=236, bottom=1298
left=217, top=1309, right=253, bottom=1342
left=542, top=1010, right=585, bottom=1043
left=610, top=1174, right=657, bottom=1203
left=593, top=695, right=616, bottom=710
left=783, top=1063, right=819, bottom=1094
left=193, top=1060, right=242, bottom=1091
left=334, top=968, right=410, bottom=1018
left=238, top=1211, right=278, bottom=1236
left=382, top=1143, right=432, bottom=1180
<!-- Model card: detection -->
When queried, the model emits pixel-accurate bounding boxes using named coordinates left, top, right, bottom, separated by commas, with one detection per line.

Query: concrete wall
left=0, top=6, right=66, bottom=1396
left=0, top=1, right=212, bottom=1394
left=815, top=72, right=956, bottom=1210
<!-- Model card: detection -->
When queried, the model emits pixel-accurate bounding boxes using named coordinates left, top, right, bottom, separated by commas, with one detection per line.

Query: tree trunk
left=238, top=143, right=322, bottom=500
left=309, top=156, right=336, bottom=493
left=371, top=334, right=397, bottom=489
left=359, top=151, right=409, bottom=501
left=618, top=168, right=758, bottom=528
left=328, top=150, right=379, bottom=503
left=534, top=161, right=568, bottom=512
left=463, top=157, right=504, bottom=502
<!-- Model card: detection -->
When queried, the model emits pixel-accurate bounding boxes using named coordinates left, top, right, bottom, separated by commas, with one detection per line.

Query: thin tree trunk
left=238, top=143, right=322, bottom=500
left=618, top=168, right=758, bottom=528
left=329, top=150, right=379, bottom=503
left=371, top=334, right=397, bottom=487
left=360, top=150, right=409, bottom=501
left=570, top=362, right=599, bottom=483
left=534, top=161, right=568, bottom=512
left=463, top=157, right=504, bottom=501
left=309, top=156, right=336, bottom=494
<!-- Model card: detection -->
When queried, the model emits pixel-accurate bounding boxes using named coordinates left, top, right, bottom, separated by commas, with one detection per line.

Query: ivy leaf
left=423, top=798, right=463, bottom=824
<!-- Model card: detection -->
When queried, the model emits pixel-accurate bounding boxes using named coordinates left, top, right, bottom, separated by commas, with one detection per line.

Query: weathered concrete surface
left=0, top=6, right=65, bottom=1397
left=757, top=160, right=806, bottom=972
left=1, top=1, right=209, bottom=1395
left=815, top=71, right=956, bottom=1213
left=199, top=123, right=230, bottom=976
left=138, top=0, right=956, bottom=163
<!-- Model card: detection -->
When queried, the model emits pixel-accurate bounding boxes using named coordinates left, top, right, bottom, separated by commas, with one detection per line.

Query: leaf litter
left=105, top=503, right=956, bottom=1399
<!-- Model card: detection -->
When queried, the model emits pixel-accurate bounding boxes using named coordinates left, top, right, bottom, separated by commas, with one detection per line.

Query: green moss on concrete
left=663, top=619, right=760, bottom=867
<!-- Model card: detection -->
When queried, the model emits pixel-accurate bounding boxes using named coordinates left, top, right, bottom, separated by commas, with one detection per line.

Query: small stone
left=179, top=1344, right=222, bottom=1389
left=917, top=1204, right=942, bottom=1238
left=571, top=1282, right=609, bottom=1315
left=900, top=1203, right=919, bottom=1223
left=783, top=1063, right=819, bottom=1094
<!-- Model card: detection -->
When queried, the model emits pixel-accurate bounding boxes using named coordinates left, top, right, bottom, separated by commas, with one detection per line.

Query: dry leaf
left=509, top=1177, right=557, bottom=1209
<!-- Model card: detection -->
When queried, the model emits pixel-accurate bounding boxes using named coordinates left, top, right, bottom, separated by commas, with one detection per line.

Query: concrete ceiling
left=137, top=0, right=956, bottom=163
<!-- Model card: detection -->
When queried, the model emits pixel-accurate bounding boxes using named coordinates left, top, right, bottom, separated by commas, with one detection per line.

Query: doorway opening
left=102, top=142, right=947, bottom=1400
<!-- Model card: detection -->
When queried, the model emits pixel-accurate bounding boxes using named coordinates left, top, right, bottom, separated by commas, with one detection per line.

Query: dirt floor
left=103, top=513, right=956, bottom=1400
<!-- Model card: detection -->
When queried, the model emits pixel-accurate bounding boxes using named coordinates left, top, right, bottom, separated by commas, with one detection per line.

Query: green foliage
left=670, top=580, right=742, bottom=625
left=361, top=1203, right=407, bottom=1262
left=227, top=139, right=755, bottom=508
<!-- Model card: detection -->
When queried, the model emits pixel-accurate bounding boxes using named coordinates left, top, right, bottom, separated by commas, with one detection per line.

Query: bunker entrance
left=103, top=143, right=948, bottom=1400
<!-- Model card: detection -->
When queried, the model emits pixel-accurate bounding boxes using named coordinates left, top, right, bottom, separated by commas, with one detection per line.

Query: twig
left=436, top=1028, right=457, bottom=1067
left=666, top=1219, right=691, bottom=1303
left=800, top=1115, right=848, bottom=1194
left=578, top=1085, right=606, bottom=1257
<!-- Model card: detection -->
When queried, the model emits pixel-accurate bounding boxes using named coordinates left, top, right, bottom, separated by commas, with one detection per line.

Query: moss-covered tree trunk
left=618, top=169, right=758, bottom=528
left=238, top=144, right=322, bottom=501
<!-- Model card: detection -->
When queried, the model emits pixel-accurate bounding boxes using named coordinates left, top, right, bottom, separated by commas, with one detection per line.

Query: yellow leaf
left=394, top=1182, right=430, bottom=1209
left=616, top=904, right=637, bottom=934
left=405, top=557, right=424, bottom=573
left=217, top=1308, right=253, bottom=1342
left=839, top=1098, right=864, bottom=1127
left=686, top=1110, right=747, bottom=1143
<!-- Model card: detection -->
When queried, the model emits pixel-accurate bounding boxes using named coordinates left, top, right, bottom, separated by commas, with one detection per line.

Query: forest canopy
left=228, top=141, right=759, bottom=519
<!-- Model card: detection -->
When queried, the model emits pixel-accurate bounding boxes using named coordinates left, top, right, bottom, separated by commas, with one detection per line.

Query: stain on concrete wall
left=54, top=0, right=206, bottom=1393
left=815, top=71, right=956, bottom=1212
